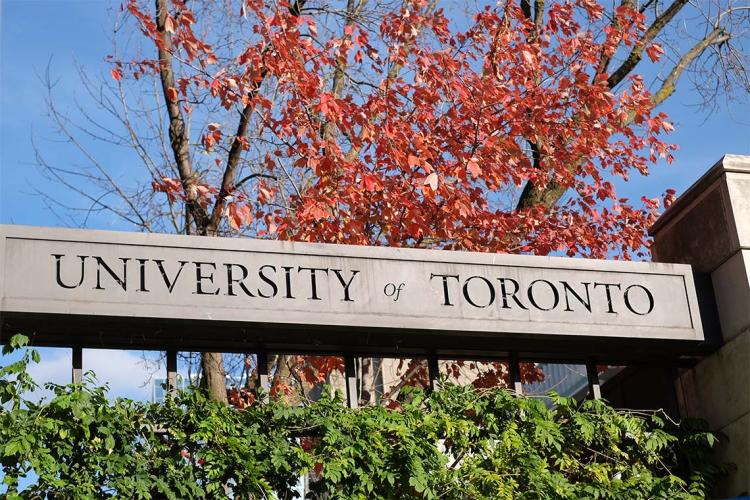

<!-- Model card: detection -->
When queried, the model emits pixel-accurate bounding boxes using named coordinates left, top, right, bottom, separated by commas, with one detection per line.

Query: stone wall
left=651, top=154, right=750, bottom=498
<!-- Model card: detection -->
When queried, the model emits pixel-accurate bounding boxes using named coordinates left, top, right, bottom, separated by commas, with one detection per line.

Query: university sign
left=0, top=225, right=705, bottom=359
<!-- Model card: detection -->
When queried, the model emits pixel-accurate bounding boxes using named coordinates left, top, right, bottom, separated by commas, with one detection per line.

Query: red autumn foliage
left=123, top=0, right=675, bottom=258
left=115, top=0, right=684, bottom=393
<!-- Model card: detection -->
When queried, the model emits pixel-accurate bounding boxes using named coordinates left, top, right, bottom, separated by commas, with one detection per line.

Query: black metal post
left=427, top=355, right=440, bottom=392
left=166, top=349, right=177, bottom=396
left=509, top=354, right=523, bottom=395
left=257, top=350, right=269, bottom=403
left=586, top=361, right=602, bottom=400
left=71, top=346, right=82, bottom=384
left=345, top=355, right=358, bottom=409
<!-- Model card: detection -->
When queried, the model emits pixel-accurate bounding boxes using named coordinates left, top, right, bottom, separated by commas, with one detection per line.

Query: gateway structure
left=4, top=226, right=701, bottom=347
left=1, top=155, right=748, bottom=497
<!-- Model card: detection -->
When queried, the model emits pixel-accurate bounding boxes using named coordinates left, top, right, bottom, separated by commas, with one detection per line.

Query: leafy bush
left=1, top=335, right=723, bottom=499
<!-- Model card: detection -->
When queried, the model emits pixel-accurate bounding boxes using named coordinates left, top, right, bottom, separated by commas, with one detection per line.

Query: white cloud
left=26, top=348, right=162, bottom=402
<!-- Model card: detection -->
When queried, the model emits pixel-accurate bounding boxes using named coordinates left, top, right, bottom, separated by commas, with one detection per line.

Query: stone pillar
left=650, top=154, right=750, bottom=498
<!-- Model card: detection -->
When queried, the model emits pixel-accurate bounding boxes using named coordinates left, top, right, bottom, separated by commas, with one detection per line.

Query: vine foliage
left=1, top=335, right=724, bottom=499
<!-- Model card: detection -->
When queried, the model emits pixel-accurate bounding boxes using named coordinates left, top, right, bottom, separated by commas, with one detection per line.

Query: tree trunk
left=359, top=357, right=382, bottom=405
left=201, top=351, right=227, bottom=403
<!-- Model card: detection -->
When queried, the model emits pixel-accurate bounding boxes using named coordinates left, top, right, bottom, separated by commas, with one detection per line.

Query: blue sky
left=0, top=0, right=749, bottom=395
left=1, top=0, right=749, bottom=229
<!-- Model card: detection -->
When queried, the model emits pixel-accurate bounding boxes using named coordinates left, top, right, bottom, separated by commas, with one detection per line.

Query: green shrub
left=1, top=335, right=724, bottom=499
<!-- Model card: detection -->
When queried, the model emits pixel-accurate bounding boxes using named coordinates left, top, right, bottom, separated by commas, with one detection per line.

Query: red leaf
left=521, top=49, right=535, bottom=65
left=424, top=172, right=438, bottom=191
left=467, top=158, right=481, bottom=178
left=302, top=202, right=330, bottom=220
left=645, top=43, right=664, bottom=62
left=164, top=16, right=176, bottom=34
left=361, top=173, right=381, bottom=191
left=110, top=68, right=123, bottom=82
left=166, top=87, right=179, bottom=102
left=227, top=202, right=252, bottom=230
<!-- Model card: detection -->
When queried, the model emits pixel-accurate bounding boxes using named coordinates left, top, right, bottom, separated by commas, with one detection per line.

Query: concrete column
left=650, top=154, right=750, bottom=498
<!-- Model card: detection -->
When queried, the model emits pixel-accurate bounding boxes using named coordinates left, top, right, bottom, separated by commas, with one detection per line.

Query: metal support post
left=257, top=350, right=269, bottom=403
left=72, top=346, right=82, bottom=384
left=166, top=349, right=177, bottom=396
left=586, top=361, right=602, bottom=400
left=427, top=355, right=440, bottom=392
left=509, top=354, right=523, bottom=395
left=345, top=355, right=358, bottom=409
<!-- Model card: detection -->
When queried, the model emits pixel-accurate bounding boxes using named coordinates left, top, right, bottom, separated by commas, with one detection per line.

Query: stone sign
left=0, top=225, right=704, bottom=342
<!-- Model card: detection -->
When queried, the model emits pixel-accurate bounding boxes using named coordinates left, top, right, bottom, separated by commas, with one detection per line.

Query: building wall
left=675, top=330, right=749, bottom=497
left=651, top=155, right=750, bottom=498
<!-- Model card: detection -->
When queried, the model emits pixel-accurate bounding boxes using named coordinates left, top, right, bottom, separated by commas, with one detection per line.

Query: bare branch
left=204, top=1, right=309, bottom=236
left=607, top=0, right=689, bottom=89
left=650, top=27, right=732, bottom=109
left=235, top=172, right=277, bottom=190
left=322, top=0, right=367, bottom=143
left=595, top=0, right=635, bottom=77
left=155, top=0, right=208, bottom=230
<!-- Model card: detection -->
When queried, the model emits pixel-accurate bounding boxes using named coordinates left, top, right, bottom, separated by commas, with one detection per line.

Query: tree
left=35, top=0, right=749, bottom=402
